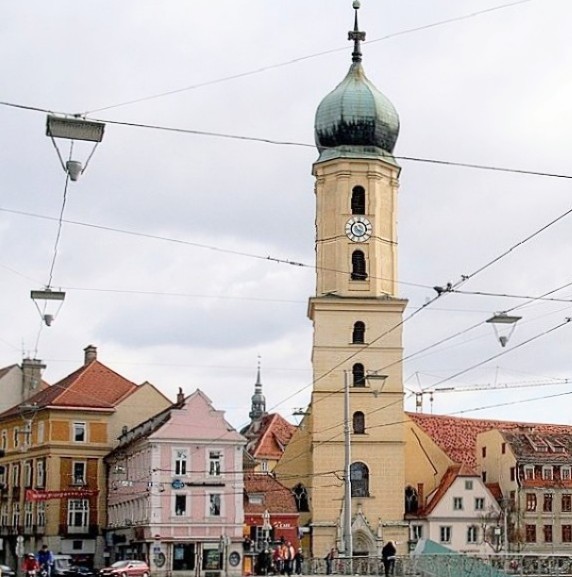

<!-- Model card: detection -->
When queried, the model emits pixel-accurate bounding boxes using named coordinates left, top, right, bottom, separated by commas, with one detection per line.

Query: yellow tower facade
left=276, top=2, right=408, bottom=557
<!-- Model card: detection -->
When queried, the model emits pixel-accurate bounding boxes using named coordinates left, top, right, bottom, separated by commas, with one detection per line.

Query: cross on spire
left=348, top=0, right=366, bottom=63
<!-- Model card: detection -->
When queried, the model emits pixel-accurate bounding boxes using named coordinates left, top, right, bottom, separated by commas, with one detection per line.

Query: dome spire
left=349, top=1, right=366, bottom=63
left=249, top=355, right=266, bottom=421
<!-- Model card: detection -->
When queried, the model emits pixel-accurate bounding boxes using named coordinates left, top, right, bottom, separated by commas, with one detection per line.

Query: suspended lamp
left=486, top=312, right=521, bottom=347
left=46, top=114, right=105, bottom=181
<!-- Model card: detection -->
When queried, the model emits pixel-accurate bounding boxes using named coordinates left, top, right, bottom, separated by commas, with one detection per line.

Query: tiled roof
left=419, top=464, right=461, bottom=516
left=407, top=412, right=572, bottom=469
left=0, top=360, right=137, bottom=418
left=244, top=413, right=296, bottom=460
left=486, top=483, right=503, bottom=501
left=244, top=472, right=298, bottom=514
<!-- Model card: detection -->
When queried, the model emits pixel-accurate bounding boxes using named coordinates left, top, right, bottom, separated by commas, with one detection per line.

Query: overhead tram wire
left=79, top=0, right=535, bottom=116
left=269, top=202, right=572, bottom=413
left=0, top=206, right=431, bottom=292
left=276, top=316, right=572, bottom=473
left=2, top=100, right=572, bottom=181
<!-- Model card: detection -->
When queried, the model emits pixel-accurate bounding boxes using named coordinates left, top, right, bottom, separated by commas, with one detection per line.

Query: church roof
left=407, top=412, right=572, bottom=470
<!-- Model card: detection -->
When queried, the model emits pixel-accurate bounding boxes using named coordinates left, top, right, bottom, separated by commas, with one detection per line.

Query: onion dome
left=314, top=1, right=399, bottom=162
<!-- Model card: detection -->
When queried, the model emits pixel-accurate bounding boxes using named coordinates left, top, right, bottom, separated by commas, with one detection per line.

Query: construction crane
left=408, top=378, right=570, bottom=413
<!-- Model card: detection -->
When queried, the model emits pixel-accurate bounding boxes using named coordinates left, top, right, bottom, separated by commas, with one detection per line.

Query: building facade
left=275, top=3, right=408, bottom=557
left=478, top=427, right=572, bottom=554
left=0, top=345, right=172, bottom=568
left=105, top=389, right=245, bottom=577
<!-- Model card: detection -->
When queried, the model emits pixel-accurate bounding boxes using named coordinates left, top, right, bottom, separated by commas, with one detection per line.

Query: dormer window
left=524, top=466, right=535, bottom=480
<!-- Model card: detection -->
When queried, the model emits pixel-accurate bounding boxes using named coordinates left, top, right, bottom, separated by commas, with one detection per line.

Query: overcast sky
left=2, top=0, right=572, bottom=432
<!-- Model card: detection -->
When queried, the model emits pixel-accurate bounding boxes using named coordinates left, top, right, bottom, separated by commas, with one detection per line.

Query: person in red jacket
left=23, top=554, right=39, bottom=576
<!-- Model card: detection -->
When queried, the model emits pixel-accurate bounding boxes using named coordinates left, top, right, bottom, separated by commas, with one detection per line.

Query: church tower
left=306, top=1, right=408, bottom=556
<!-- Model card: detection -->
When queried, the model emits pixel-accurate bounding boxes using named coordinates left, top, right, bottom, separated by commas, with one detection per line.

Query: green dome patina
left=314, top=2, right=399, bottom=161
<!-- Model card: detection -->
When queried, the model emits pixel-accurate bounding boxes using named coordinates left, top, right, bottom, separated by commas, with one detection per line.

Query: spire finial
left=256, top=355, right=262, bottom=388
left=249, top=355, right=266, bottom=421
left=348, top=0, right=366, bottom=63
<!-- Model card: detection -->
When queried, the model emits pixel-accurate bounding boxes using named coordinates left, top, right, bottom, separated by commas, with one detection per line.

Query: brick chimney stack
left=21, top=357, right=46, bottom=399
left=176, top=387, right=185, bottom=405
left=84, top=344, right=97, bottom=365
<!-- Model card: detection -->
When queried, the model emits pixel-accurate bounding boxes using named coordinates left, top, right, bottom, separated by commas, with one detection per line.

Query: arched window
left=350, top=462, right=369, bottom=497
left=352, top=363, right=365, bottom=387
left=293, top=483, right=310, bottom=512
left=352, top=321, right=365, bottom=344
left=351, top=186, right=366, bottom=215
left=353, top=411, right=365, bottom=434
left=351, top=251, right=367, bottom=281
left=404, top=486, right=419, bottom=514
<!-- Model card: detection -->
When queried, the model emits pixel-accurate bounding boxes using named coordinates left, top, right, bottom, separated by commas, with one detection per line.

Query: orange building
left=0, top=345, right=171, bottom=568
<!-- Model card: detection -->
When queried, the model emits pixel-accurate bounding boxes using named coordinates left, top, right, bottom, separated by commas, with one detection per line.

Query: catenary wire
left=80, top=0, right=535, bottom=115
left=1, top=100, right=571, bottom=181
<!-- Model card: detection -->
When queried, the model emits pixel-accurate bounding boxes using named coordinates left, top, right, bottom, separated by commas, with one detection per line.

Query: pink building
left=105, top=389, right=245, bottom=577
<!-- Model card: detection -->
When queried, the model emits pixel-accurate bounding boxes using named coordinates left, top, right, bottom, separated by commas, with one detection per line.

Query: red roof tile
left=244, top=473, right=298, bottom=515
left=244, top=413, right=296, bottom=460
left=0, top=360, right=137, bottom=418
left=419, top=464, right=462, bottom=516
left=407, top=412, right=572, bottom=469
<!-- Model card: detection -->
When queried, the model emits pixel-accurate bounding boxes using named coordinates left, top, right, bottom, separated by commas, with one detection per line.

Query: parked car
left=69, top=567, right=96, bottom=577
left=0, top=565, right=16, bottom=577
left=52, top=555, right=73, bottom=577
left=99, top=561, right=149, bottom=577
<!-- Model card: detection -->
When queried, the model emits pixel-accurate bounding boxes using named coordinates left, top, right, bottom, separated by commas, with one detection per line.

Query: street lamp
left=46, top=114, right=105, bottom=181
left=30, top=287, right=66, bottom=326
left=486, top=312, right=521, bottom=347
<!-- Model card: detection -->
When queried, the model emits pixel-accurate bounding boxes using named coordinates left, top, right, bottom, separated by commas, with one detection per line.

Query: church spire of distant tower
left=349, top=0, right=365, bottom=63
left=249, top=356, right=266, bottom=420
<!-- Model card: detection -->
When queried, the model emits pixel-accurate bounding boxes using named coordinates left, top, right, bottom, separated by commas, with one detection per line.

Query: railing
left=300, top=554, right=572, bottom=576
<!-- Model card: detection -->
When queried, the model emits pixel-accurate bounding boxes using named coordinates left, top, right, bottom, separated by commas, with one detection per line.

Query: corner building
left=276, top=3, right=408, bottom=557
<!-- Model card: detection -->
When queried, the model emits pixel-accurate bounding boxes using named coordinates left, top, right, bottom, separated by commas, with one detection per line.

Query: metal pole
left=343, top=370, right=353, bottom=572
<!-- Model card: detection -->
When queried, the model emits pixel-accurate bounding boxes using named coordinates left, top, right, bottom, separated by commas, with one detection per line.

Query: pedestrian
left=273, top=546, right=283, bottom=576
left=381, top=541, right=396, bottom=577
left=23, top=554, right=39, bottom=577
left=294, top=547, right=304, bottom=575
left=324, top=548, right=336, bottom=575
left=284, top=541, right=295, bottom=576
left=37, top=545, right=54, bottom=577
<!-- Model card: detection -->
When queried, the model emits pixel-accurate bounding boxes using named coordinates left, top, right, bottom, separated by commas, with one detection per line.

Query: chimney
left=84, top=345, right=97, bottom=365
left=21, top=358, right=46, bottom=399
left=176, top=387, right=185, bottom=405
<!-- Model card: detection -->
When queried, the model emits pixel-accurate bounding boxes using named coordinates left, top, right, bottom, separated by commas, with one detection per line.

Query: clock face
left=345, top=216, right=372, bottom=242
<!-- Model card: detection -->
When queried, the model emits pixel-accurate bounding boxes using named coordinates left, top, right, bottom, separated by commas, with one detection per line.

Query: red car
left=99, top=561, right=150, bottom=577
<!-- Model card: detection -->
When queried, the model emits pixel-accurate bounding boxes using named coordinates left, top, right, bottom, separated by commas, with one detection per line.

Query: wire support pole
left=343, top=370, right=353, bottom=572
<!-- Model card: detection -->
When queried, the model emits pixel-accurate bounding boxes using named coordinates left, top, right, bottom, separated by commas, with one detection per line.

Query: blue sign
left=171, top=479, right=185, bottom=490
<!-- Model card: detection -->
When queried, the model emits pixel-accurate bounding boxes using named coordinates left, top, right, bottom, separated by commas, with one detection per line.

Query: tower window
left=353, top=411, right=365, bottom=434
left=293, top=483, right=310, bottom=512
left=352, top=363, right=365, bottom=387
left=351, top=186, right=366, bottom=215
left=350, top=462, right=369, bottom=497
left=352, top=321, right=365, bottom=344
left=351, top=251, right=367, bottom=281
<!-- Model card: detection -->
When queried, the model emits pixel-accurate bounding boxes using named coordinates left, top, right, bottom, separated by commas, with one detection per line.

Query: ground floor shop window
left=173, top=543, right=195, bottom=571
left=202, top=545, right=222, bottom=571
